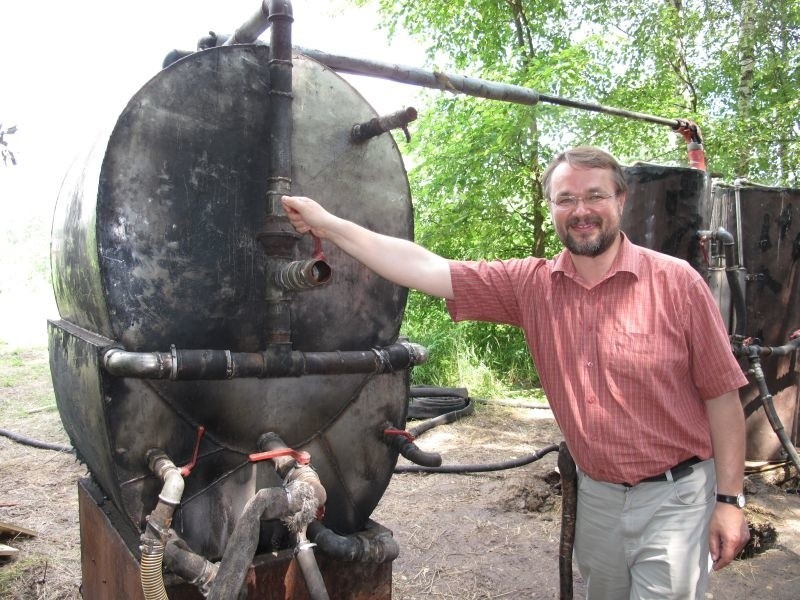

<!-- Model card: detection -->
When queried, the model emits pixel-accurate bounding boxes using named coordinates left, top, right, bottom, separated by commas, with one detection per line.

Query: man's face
left=548, top=163, right=625, bottom=257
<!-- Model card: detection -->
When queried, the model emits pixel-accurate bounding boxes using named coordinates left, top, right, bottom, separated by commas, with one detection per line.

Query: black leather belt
left=623, top=456, right=702, bottom=487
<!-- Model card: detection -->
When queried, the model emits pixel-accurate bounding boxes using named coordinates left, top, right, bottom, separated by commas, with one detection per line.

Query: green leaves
left=356, top=0, right=800, bottom=388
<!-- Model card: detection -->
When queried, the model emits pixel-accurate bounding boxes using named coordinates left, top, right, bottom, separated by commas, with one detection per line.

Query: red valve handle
left=249, top=447, right=311, bottom=466
left=180, top=426, right=206, bottom=477
left=383, top=428, right=415, bottom=442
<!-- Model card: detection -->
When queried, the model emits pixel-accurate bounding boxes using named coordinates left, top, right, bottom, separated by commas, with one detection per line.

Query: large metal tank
left=709, top=182, right=800, bottom=461
left=621, top=163, right=709, bottom=272
left=49, top=43, right=416, bottom=560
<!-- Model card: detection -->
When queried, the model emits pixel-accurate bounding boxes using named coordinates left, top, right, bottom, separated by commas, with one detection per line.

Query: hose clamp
left=170, top=344, right=178, bottom=380
left=225, top=349, right=233, bottom=379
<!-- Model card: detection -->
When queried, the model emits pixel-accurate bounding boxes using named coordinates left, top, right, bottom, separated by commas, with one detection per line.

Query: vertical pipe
left=258, top=0, right=297, bottom=344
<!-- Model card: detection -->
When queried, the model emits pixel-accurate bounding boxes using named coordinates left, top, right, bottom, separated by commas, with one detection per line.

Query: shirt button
left=586, top=361, right=594, bottom=368
left=587, top=396, right=596, bottom=404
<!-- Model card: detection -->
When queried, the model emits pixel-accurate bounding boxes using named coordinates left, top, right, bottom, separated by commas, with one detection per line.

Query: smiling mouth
left=569, top=218, right=602, bottom=232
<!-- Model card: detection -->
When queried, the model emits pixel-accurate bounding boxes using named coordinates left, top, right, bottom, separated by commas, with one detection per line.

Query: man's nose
left=572, top=198, right=593, bottom=214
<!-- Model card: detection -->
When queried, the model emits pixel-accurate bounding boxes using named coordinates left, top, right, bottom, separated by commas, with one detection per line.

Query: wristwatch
left=716, top=492, right=746, bottom=508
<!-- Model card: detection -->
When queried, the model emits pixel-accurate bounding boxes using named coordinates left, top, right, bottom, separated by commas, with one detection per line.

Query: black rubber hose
left=307, top=520, right=399, bottom=563
left=745, top=348, right=800, bottom=476
left=394, top=443, right=560, bottom=474
left=407, top=400, right=475, bottom=438
left=0, top=428, right=74, bottom=453
left=410, top=386, right=469, bottom=398
left=558, top=442, right=577, bottom=600
left=395, top=439, right=443, bottom=468
left=207, top=487, right=293, bottom=600
left=716, top=227, right=747, bottom=337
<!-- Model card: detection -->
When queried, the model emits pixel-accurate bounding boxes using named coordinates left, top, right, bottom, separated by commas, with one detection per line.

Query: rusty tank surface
left=709, top=182, right=800, bottom=461
left=48, top=6, right=427, bottom=596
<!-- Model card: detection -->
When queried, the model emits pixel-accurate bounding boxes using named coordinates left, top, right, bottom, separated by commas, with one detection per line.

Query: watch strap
left=716, top=492, right=745, bottom=508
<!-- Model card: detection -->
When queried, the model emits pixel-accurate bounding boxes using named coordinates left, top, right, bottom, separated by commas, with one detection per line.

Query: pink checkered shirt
left=446, top=234, right=747, bottom=485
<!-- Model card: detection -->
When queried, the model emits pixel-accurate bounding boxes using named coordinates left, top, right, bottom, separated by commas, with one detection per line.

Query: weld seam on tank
left=102, top=341, right=428, bottom=379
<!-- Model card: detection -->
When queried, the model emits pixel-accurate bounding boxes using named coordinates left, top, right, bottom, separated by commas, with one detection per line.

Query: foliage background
left=355, top=0, right=800, bottom=394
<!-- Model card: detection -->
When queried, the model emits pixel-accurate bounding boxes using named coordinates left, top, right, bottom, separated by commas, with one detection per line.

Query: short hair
left=541, top=146, right=628, bottom=200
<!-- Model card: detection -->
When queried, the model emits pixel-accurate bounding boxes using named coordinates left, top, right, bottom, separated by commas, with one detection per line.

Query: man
left=281, top=146, right=750, bottom=599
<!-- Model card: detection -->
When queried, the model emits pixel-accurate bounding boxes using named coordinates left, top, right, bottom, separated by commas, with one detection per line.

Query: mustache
left=567, top=215, right=603, bottom=228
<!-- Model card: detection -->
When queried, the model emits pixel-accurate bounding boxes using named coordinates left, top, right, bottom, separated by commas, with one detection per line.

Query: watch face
left=736, top=493, right=746, bottom=508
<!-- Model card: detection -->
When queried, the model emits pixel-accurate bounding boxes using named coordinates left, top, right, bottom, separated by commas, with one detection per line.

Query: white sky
left=0, top=0, right=425, bottom=346
left=0, top=0, right=424, bottom=215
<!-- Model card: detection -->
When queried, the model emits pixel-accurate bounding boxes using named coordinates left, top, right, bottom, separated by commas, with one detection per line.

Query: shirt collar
left=551, top=232, right=641, bottom=282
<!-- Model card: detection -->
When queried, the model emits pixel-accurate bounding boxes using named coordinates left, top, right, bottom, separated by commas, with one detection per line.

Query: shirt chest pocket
left=606, top=330, right=684, bottom=375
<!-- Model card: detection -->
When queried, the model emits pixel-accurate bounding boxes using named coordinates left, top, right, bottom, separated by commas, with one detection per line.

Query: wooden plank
left=0, top=543, right=19, bottom=556
left=0, top=520, right=37, bottom=537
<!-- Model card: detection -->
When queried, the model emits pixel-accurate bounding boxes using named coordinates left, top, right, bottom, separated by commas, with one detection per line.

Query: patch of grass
left=0, top=557, right=45, bottom=596
left=0, top=345, right=55, bottom=414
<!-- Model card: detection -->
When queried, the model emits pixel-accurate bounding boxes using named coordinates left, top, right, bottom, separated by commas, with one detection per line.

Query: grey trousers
left=575, top=459, right=716, bottom=600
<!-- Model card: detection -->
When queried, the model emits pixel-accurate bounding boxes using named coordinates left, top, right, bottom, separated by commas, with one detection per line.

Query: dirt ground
left=2, top=348, right=800, bottom=599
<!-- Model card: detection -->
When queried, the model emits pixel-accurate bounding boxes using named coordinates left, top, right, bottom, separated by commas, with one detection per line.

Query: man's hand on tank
left=281, top=195, right=318, bottom=234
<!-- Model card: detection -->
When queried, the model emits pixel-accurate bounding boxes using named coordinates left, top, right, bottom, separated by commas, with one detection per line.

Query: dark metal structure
left=46, top=2, right=799, bottom=598
left=49, top=3, right=426, bottom=597
left=709, top=182, right=800, bottom=461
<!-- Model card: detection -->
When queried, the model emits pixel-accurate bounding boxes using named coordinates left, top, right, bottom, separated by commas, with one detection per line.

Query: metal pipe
left=351, top=107, right=419, bottom=143
left=103, top=341, right=428, bottom=380
left=698, top=228, right=747, bottom=338
left=295, top=527, right=331, bottom=600
left=275, top=258, right=332, bottom=289
left=257, top=0, right=298, bottom=345
left=733, top=179, right=745, bottom=267
left=295, top=46, right=684, bottom=129
left=715, top=227, right=748, bottom=338
left=222, top=0, right=271, bottom=45
left=140, top=451, right=186, bottom=600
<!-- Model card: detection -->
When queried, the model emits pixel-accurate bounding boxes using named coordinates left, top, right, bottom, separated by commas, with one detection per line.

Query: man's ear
left=617, top=192, right=627, bottom=213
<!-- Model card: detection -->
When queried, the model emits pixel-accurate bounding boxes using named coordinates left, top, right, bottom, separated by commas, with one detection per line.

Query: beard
left=559, top=215, right=620, bottom=257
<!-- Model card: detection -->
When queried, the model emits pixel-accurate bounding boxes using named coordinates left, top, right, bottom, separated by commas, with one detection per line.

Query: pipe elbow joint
left=104, top=347, right=169, bottom=378
left=715, top=226, right=734, bottom=246
left=400, top=340, right=429, bottom=366
left=147, top=449, right=185, bottom=505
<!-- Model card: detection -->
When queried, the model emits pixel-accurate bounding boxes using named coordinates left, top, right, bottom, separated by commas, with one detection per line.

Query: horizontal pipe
left=275, top=258, right=332, bottom=289
left=103, top=341, right=428, bottom=380
left=351, top=107, right=419, bottom=143
left=295, top=46, right=681, bottom=128
left=166, top=37, right=681, bottom=128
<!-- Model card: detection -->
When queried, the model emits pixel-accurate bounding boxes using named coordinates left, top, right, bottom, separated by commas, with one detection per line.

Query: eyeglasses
left=550, top=192, right=617, bottom=209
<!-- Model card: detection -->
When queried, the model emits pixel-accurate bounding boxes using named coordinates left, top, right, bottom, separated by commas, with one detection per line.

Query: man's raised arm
left=281, top=196, right=454, bottom=299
